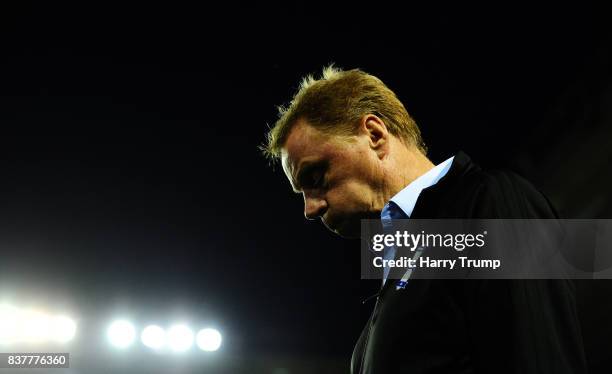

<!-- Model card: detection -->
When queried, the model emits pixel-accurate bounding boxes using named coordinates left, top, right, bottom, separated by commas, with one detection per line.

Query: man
left=262, top=66, right=587, bottom=373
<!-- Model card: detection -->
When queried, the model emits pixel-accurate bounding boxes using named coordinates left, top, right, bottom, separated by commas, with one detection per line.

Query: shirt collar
left=381, top=156, right=455, bottom=219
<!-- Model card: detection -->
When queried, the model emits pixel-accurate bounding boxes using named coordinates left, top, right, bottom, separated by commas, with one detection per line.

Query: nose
left=304, top=195, right=327, bottom=220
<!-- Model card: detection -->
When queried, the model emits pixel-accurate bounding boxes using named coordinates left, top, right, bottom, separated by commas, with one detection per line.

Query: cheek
left=345, top=151, right=380, bottom=182
left=327, top=181, right=373, bottom=211
left=327, top=152, right=380, bottom=210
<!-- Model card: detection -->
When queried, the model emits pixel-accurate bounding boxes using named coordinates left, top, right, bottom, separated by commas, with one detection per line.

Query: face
left=281, top=119, right=386, bottom=238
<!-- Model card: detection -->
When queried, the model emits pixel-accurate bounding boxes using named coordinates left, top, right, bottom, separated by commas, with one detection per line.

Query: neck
left=382, top=143, right=435, bottom=205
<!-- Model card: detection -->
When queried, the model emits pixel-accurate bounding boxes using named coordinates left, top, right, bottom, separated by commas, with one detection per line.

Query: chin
left=326, top=219, right=361, bottom=239
left=335, top=229, right=360, bottom=239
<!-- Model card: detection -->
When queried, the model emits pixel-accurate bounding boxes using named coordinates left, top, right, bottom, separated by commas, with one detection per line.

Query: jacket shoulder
left=469, top=168, right=559, bottom=218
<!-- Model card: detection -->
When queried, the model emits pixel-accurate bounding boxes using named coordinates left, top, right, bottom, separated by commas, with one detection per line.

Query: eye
left=303, top=169, right=324, bottom=190
left=312, top=171, right=324, bottom=188
left=296, top=161, right=328, bottom=191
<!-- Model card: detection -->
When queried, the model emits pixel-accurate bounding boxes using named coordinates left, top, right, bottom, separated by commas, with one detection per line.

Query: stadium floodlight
left=0, top=305, right=77, bottom=345
left=20, top=310, right=51, bottom=343
left=167, top=324, right=193, bottom=352
left=196, top=328, right=222, bottom=352
left=0, top=304, right=20, bottom=344
left=50, top=315, right=77, bottom=343
left=141, top=325, right=166, bottom=350
left=107, top=320, right=136, bottom=348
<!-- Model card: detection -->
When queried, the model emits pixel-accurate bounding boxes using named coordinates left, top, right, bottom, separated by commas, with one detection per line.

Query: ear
left=359, top=114, right=389, bottom=159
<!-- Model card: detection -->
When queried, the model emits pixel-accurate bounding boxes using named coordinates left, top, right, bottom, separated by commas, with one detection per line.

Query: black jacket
left=351, top=151, right=587, bottom=374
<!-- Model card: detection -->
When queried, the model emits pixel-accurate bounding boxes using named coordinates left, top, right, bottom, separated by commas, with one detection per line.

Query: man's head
left=263, top=66, right=431, bottom=238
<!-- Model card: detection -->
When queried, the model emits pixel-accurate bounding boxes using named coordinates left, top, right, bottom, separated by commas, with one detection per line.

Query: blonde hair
left=262, top=64, right=427, bottom=160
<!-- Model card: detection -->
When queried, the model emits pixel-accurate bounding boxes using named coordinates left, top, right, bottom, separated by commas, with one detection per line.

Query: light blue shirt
left=380, top=156, right=455, bottom=284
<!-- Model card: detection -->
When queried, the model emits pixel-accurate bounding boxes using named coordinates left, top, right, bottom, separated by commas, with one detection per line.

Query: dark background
left=0, top=2, right=611, bottom=373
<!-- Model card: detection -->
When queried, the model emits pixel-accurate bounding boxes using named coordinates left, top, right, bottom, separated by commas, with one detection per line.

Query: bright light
left=0, top=305, right=77, bottom=345
left=141, top=325, right=166, bottom=350
left=20, top=310, right=51, bottom=343
left=167, top=324, right=193, bottom=352
left=50, top=316, right=77, bottom=343
left=107, top=320, right=136, bottom=348
left=196, top=328, right=222, bottom=351
left=0, top=305, right=20, bottom=344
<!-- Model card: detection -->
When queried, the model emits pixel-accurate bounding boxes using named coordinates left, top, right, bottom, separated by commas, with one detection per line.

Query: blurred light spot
left=167, top=324, right=193, bottom=352
left=50, top=316, right=77, bottom=343
left=107, top=320, right=136, bottom=348
left=20, top=310, right=51, bottom=342
left=0, top=304, right=20, bottom=344
left=196, top=328, right=222, bottom=352
left=141, top=325, right=166, bottom=350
